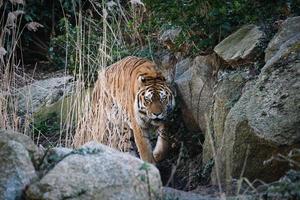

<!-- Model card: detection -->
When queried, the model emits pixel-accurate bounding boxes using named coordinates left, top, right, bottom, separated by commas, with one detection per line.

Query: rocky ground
left=1, top=16, right=300, bottom=200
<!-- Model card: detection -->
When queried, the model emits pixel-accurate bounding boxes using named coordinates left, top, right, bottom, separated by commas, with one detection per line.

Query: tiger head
left=135, top=74, right=175, bottom=127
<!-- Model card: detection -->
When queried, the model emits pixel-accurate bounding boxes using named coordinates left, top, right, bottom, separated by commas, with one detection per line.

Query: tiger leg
left=133, top=124, right=155, bottom=163
left=153, top=125, right=170, bottom=162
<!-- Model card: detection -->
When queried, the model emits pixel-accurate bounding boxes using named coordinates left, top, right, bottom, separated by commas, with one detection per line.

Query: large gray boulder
left=0, top=129, right=43, bottom=167
left=0, top=130, right=38, bottom=200
left=175, top=54, right=217, bottom=133
left=16, top=76, right=74, bottom=114
left=38, top=147, right=73, bottom=175
left=214, top=24, right=265, bottom=65
left=246, top=41, right=300, bottom=145
left=265, top=16, right=300, bottom=61
left=26, top=142, right=162, bottom=200
left=175, top=58, right=192, bottom=79
left=203, top=70, right=249, bottom=165
left=205, top=18, right=300, bottom=184
left=154, top=50, right=178, bottom=82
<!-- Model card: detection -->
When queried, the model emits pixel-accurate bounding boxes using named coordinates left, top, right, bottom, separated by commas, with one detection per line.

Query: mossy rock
left=32, top=88, right=92, bottom=147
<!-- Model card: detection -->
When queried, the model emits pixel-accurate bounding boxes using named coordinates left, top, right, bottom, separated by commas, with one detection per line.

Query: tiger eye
left=160, top=94, right=167, bottom=100
left=144, top=97, right=151, bottom=103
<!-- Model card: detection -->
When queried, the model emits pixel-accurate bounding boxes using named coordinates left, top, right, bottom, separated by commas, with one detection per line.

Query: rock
left=257, top=170, right=300, bottom=200
left=159, top=27, right=182, bottom=44
left=0, top=129, right=43, bottom=168
left=16, top=76, right=74, bottom=114
left=226, top=195, right=256, bottom=200
left=159, top=27, right=188, bottom=53
left=39, top=147, right=73, bottom=174
left=203, top=70, right=249, bottom=165
left=26, top=142, right=162, bottom=200
left=175, top=54, right=217, bottom=133
left=163, top=187, right=217, bottom=200
left=31, top=88, right=91, bottom=148
left=207, top=18, right=300, bottom=184
left=265, top=16, right=300, bottom=61
left=246, top=42, right=300, bottom=146
left=45, top=147, right=72, bottom=161
left=0, top=132, right=38, bottom=200
left=175, top=58, right=192, bottom=79
left=163, top=187, right=256, bottom=200
left=214, top=24, right=265, bottom=65
left=161, top=52, right=177, bottom=70
left=154, top=51, right=178, bottom=82
left=45, top=89, right=64, bottom=105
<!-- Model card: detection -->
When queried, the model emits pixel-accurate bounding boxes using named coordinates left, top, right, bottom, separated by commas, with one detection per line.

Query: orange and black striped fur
left=74, top=56, right=175, bottom=163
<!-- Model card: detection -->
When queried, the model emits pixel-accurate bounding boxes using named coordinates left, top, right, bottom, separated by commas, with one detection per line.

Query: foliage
left=22, top=0, right=80, bottom=62
left=5, top=0, right=300, bottom=73
left=48, top=17, right=103, bottom=74
left=0, top=0, right=44, bottom=132
left=142, top=0, right=300, bottom=54
left=33, top=112, right=60, bottom=136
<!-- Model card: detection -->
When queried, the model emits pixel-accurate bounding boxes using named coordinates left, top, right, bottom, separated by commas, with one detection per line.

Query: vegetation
left=144, top=0, right=300, bottom=52
left=2, top=0, right=299, bottom=74
left=1, top=0, right=300, bottom=198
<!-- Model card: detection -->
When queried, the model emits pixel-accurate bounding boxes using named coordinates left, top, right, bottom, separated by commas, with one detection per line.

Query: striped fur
left=74, top=56, right=175, bottom=163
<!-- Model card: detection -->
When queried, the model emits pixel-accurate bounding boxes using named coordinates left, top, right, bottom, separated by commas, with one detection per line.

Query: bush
left=4, top=0, right=300, bottom=73
left=142, top=0, right=300, bottom=55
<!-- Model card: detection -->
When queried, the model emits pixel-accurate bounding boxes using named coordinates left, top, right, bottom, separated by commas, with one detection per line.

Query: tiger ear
left=158, top=75, right=166, bottom=82
left=156, top=72, right=166, bottom=82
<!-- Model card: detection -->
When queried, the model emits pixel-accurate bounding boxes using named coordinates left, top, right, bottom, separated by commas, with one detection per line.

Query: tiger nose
left=153, top=112, right=162, bottom=116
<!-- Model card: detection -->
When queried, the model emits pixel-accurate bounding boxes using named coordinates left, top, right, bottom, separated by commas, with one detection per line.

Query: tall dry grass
left=73, top=74, right=133, bottom=152
left=70, top=1, right=146, bottom=151
left=0, top=0, right=145, bottom=150
left=0, top=1, right=37, bottom=134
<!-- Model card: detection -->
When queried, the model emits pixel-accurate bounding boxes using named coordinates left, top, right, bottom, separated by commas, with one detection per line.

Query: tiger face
left=135, top=75, right=175, bottom=127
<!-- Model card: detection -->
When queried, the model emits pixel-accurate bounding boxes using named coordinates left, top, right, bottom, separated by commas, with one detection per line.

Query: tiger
left=74, top=56, right=176, bottom=163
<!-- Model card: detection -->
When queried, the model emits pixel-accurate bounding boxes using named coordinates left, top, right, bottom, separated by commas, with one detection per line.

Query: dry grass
left=0, top=5, right=30, bottom=133
left=65, top=2, right=143, bottom=150
left=0, top=1, right=143, bottom=150
left=73, top=73, right=132, bottom=151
